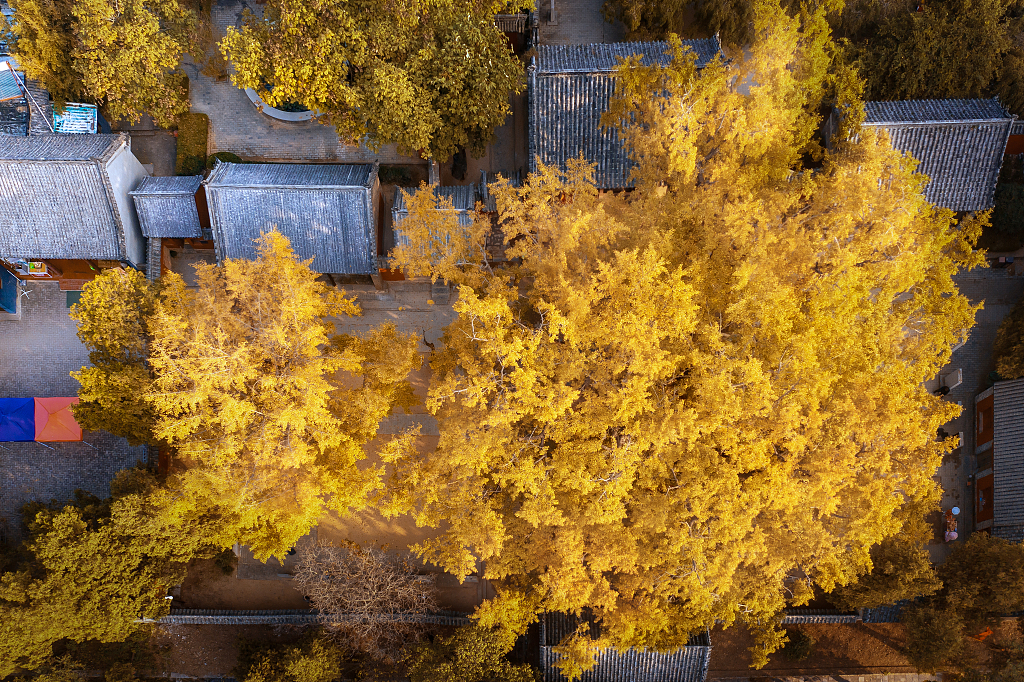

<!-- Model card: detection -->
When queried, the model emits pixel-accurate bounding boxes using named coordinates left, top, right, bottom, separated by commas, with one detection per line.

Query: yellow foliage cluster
left=385, top=0, right=983, bottom=671
left=3, top=0, right=197, bottom=125
left=219, top=0, right=529, bottom=159
left=145, top=233, right=420, bottom=559
left=49, top=0, right=986, bottom=676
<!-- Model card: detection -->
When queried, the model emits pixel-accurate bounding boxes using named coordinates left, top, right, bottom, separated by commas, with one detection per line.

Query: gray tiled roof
left=130, top=175, right=202, bottom=238
left=209, top=162, right=372, bottom=188
left=529, top=39, right=723, bottom=189
left=0, top=133, right=129, bottom=259
left=993, top=525, right=1024, bottom=542
left=205, top=162, right=378, bottom=274
left=391, top=185, right=477, bottom=250
left=0, top=62, right=21, bottom=101
left=862, top=98, right=1014, bottom=211
left=538, top=613, right=711, bottom=682
left=993, top=378, right=1024, bottom=530
left=536, top=39, right=723, bottom=73
left=0, top=132, right=119, bottom=160
left=392, top=184, right=477, bottom=214
left=865, top=99, right=1011, bottom=124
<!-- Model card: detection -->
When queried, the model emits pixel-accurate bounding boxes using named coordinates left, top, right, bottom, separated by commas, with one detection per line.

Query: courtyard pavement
left=0, top=280, right=149, bottom=540
left=930, top=264, right=1024, bottom=561
left=113, top=114, right=178, bottom=177
left=538, top=0, right=627, bottom=44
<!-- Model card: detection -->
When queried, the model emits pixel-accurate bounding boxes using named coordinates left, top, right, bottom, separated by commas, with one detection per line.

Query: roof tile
left=205, top=162, right=378, bottom=274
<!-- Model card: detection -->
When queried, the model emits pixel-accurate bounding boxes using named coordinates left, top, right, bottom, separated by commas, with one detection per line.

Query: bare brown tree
left=293, top=541, right=438, bottom=663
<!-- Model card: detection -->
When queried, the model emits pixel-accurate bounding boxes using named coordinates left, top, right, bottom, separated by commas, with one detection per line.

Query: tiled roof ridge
left=534, top=37, right=723, bottom=74
left=130, top=174, right=203, bottom=195
left=0, top=132, right=126, bottom=162
left=392, top=183, right=479, bottom=213
left=206, top=160, right=377, bottom=189
left=864, top=98, right=1013, bottom=125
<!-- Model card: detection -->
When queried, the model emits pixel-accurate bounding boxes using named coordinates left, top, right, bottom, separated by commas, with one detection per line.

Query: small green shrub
left=782, top=629, right=815, bottom=661
left=903, top=605, right=966, bottom=672
left=214, top=548, right=237, bottom=575
left=175, top=113, right=209, bottom=176
left=207, top=151, right=244, bottom=168
left=379, top=165, right=413, bottom=185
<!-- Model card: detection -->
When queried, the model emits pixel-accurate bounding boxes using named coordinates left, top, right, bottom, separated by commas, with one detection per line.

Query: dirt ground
left=178, top=557, right=309, bottom=610
left=709, top=623, right=915, bottom=676
left=150, top=624, right=308, bottom=678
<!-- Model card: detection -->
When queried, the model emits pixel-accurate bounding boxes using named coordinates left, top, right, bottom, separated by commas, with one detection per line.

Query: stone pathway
left=0, top=280, right=149, bottom=540
left=537, top=0, right=627, bottom=44
left=0, top=432, right=149, bottom=541
left=0, top=280, right=89, bottom=399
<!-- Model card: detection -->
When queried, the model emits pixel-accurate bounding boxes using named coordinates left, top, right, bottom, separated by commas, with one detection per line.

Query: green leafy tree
left=408, top=625, right=536, bottom=682
left=383, top=1, right=982, bottom=675
left=243, top=635, right=343, bottom=682
left=0, top=469, right=212, bottom=676
left=904, top=604, right=968, bottom=673
left=941, top=534, right=1024, bottom=621
left=29, top=657, right=85, bottom=682
left=146, top=232, right=421, bottom=559
left=994, top=293, right=1024, bottom=379
left=1, top=0, right=198, bottom=125
left=831, top=536, right=942, bottom=610
left=991, top=184, right=1024, bottom=247
left=852, top=0, right=1020, bottom=105
left=219, top=0, right=529, bottom=160
left=602, top=0, right=1024, bottom=116
left=902, top=535, right=1024, bottom=673
left=70, top=267, right=158, bottom=446
left=602, top=0, right=758, bottom=45
left=601, top=0, right=843, bottom=45
left=104, top=663, right=140, bottom=682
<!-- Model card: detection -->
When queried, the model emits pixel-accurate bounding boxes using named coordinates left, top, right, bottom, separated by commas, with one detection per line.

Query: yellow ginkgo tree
left=2, top=0, right=199, bottom=125
left=219, top=0, right=529, bottom=160
left=384, top=0, right=983, bottom=673
left=146, top=232, right=421, bottom=559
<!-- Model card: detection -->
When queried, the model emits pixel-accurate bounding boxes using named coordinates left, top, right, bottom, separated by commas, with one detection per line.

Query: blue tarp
left=0, top=265, right=17, bottom=313
left=53, top=102, right=97, bottom=134
left=0, top=398, right=35, bottom=441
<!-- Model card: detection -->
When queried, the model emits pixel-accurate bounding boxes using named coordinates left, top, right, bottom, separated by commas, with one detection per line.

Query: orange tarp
left=34, top=397, right=82, bottom=442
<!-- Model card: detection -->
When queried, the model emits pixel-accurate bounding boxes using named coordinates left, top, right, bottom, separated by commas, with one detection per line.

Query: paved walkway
left=112, top=114, right=179, bottom=177
left=0, top=432, right=149, bottom=541
left=185, top=0, right=421, bottom=164
left=538, top=0, right=627, bottom=44
left=0, top=280, right=89, bottom=398
left=0, top=281, right=149, bottom=539
left=930, top=265, right=1024, bottom=561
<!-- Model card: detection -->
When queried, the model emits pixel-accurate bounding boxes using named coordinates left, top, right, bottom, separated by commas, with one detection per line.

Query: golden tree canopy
left=219, top=0, right=529, bottom=160
left=147, top=232, right=420, bottom=559
left=385, top=0, right=982, bottom=671
left=2, top=0, right=198, bottom=125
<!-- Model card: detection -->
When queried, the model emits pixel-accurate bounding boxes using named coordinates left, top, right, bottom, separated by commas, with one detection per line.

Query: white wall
left=104, top=141, right=150, bottom=266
